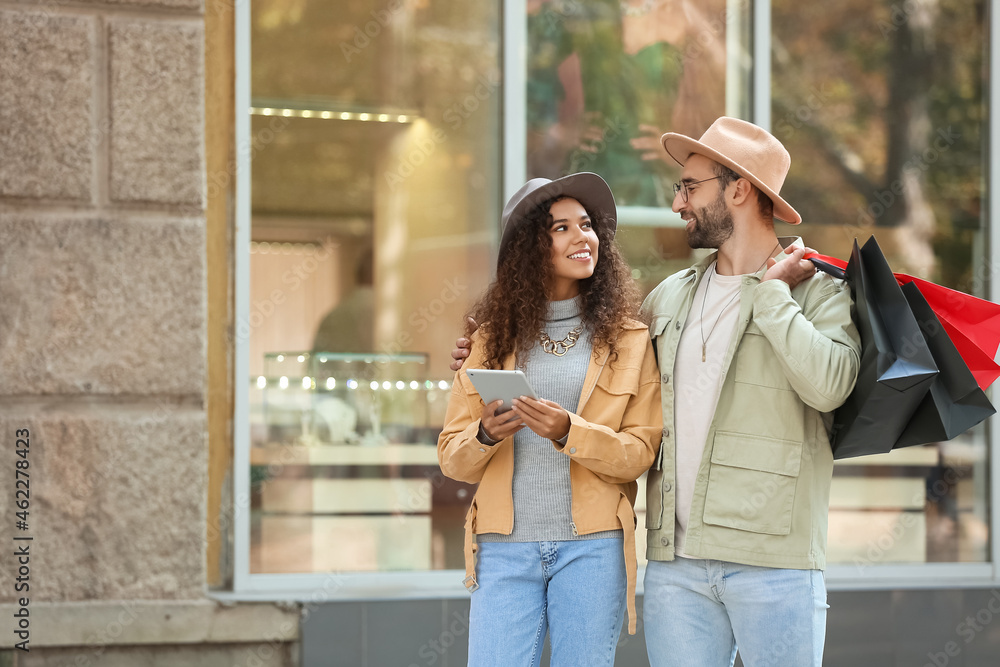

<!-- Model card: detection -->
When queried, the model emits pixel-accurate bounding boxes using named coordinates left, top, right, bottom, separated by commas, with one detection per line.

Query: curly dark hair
left=466, top=195, right=640, bottom=369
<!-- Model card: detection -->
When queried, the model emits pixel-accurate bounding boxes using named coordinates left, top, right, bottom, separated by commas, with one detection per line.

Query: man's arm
left=449, top=317, right=477, bottom=372
left=753, top=273, right=861, bottom=413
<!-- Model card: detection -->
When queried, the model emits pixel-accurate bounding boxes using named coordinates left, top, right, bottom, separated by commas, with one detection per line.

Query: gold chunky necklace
left=540, top=325, right=583, bottom=356
left=699, top=242, right=781, bottom=362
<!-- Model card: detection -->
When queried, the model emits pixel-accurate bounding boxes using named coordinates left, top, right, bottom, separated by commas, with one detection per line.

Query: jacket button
left=479, top=448, right=486, bottom=453
left=569, top=447, right=577, bottom=454
left=661, top=373, right=670, bottom=383
left=675, top=321, right=681, bottom=330
left=661, top=537, right=671, bottom=546
left=663, top=482, right=672, bottom=492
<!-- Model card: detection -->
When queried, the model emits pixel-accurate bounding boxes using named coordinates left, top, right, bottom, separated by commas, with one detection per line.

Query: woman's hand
left=511, top=397, right=572, bottom=441
left=480, top=400, right=525, bottom=442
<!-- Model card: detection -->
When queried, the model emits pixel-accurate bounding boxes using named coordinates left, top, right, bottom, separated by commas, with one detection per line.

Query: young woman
left=437, top=172, right=662, bottom=666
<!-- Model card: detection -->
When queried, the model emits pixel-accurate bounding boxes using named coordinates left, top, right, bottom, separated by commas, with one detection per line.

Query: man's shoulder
left=794, top=267, right=850, bottom=304
left=641, top=266, right=697, bottom=313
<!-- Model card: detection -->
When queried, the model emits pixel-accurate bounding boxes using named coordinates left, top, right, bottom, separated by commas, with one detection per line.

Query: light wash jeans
left=467, top=538, right=626, bottom=667
left=643, top=556, right=828, bottom=667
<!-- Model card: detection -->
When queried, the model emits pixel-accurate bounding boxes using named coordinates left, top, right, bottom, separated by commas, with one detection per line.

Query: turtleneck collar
left=546, top=295, right=583, bottom=322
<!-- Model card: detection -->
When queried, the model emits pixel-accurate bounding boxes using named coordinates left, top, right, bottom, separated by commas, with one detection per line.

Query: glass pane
left=525, top=0, right=752, bottom=298
left=525, top=1, right=753, bottom=563
left=248, top=0, right=501, bottom=573
left=772, top=0, right=989, bottom=564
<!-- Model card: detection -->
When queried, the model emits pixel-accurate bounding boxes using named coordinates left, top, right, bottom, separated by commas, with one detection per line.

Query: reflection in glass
left=524, top=0, right=751, bottom=563
left=524, top=0, right=751, bottom=300
left=773, top=0, right=989, bottom=565
left=247, top=0, right=501, bottom=574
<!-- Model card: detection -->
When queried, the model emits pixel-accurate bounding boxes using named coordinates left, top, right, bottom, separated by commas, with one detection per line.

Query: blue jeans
left=468, top=539, right=626, bottom=667
left=643, top=557, right=828, bottom=667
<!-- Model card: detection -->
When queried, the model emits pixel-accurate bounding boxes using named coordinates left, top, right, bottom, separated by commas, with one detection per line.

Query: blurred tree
left=772, top=0, right=985, bottom=287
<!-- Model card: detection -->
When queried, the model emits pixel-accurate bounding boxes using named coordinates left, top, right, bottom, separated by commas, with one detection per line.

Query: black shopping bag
left=827, top=237, right=939, bottom=459
left=892, top=282, right=996, bottom=448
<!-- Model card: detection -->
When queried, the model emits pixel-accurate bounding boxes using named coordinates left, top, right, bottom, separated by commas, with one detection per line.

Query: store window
left=246, top=0, right=501, bottom=574
left=239, top=0, right=991, bottom=583
left=772, top=0, right=990, bottom=565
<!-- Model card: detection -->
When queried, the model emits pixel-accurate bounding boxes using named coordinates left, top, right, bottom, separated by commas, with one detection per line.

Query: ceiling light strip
left=249, top=107, right=416, bottom=123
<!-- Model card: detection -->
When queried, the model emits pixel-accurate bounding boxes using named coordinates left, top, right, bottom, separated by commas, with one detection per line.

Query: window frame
left=229, top=0, right=999, bottom=600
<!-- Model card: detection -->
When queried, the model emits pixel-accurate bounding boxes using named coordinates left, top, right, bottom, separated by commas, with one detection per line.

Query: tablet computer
left=465, top=369, right=538, bottom=414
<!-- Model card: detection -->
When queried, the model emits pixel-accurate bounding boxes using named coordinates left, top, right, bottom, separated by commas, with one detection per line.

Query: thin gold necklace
left=699, top=242, right=781, bottom=362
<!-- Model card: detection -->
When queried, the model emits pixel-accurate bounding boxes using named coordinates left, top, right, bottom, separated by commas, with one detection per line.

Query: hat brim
left=661, top=133, right=802, bottom=225
left=500, top=172, right=617, bottom=258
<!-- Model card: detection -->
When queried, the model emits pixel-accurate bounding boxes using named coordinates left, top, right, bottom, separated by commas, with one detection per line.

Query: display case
left=248, top=352, right=471, bottom=574
left=254, top=351, right=439, bottom=448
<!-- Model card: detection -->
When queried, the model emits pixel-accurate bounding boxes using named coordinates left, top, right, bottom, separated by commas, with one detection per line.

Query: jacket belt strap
left=463, top=501, right=479, bottom=592
left=616, top=494, right=638, bottom=635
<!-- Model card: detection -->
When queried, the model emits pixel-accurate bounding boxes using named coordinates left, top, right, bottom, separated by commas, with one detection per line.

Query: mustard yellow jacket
left=437, top=320, right=663, bottom=634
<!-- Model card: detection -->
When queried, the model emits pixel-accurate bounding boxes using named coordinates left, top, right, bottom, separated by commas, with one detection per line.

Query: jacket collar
left=681, top=235, right=803, bottom=282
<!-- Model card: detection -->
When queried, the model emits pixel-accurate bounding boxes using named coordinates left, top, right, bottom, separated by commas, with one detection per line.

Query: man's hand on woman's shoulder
left=449, top=317, right=478, bottom=371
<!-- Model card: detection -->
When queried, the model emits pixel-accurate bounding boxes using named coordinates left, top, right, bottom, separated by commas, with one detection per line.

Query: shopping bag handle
left=804, top=252, right=848, bottom=281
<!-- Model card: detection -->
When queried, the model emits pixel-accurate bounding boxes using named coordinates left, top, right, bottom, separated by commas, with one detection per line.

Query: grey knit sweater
left=479, top=296, right=622, bottom=543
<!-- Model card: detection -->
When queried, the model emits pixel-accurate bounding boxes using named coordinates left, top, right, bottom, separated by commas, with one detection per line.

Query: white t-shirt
left=672, top=261, right=745, bottom=556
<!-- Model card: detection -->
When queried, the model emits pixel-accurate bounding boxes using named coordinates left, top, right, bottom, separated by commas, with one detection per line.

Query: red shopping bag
left=806, top=250, right=1000, bottom=390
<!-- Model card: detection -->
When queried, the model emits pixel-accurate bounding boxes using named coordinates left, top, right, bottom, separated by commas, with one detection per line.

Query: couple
left=437, top=117, right=862, bottom=667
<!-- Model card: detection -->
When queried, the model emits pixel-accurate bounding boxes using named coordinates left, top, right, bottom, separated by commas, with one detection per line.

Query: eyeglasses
left=672, top=176, right=723, bottom=203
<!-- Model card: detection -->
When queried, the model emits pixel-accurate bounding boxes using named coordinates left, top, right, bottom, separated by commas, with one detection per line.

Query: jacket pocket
left=702, top=431, right=801, bottom=536
left=459, top=370, right=486, bottom=416
left=645, top=467, right=664, bottom=530
left=649, top=315, right=671, bottom=365
left=589, top=365, right=640, bottom=431
left=734, top=322, right=793, bottom=391
left=649, top=315, right=672, bottom=341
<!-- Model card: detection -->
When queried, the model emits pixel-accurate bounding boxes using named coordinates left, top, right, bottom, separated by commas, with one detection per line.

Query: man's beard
left=685, top=190, right=735, bottom=249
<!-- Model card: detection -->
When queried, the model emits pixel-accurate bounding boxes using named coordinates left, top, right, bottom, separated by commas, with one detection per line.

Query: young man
left=451, top=117, right=861, bottom=666
left=639, top=117, right=860, bottom=666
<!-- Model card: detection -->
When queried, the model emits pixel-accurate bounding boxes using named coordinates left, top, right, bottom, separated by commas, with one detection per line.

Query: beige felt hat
left=661, top=117, right=801, bottom=224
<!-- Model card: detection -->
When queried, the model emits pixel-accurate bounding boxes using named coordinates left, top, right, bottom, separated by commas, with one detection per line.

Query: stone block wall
left=0, top=0, right=297, bottom=662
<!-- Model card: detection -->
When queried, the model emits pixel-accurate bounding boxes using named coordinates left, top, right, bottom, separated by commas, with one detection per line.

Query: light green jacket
left=641, top=239, right=861, bottom=569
